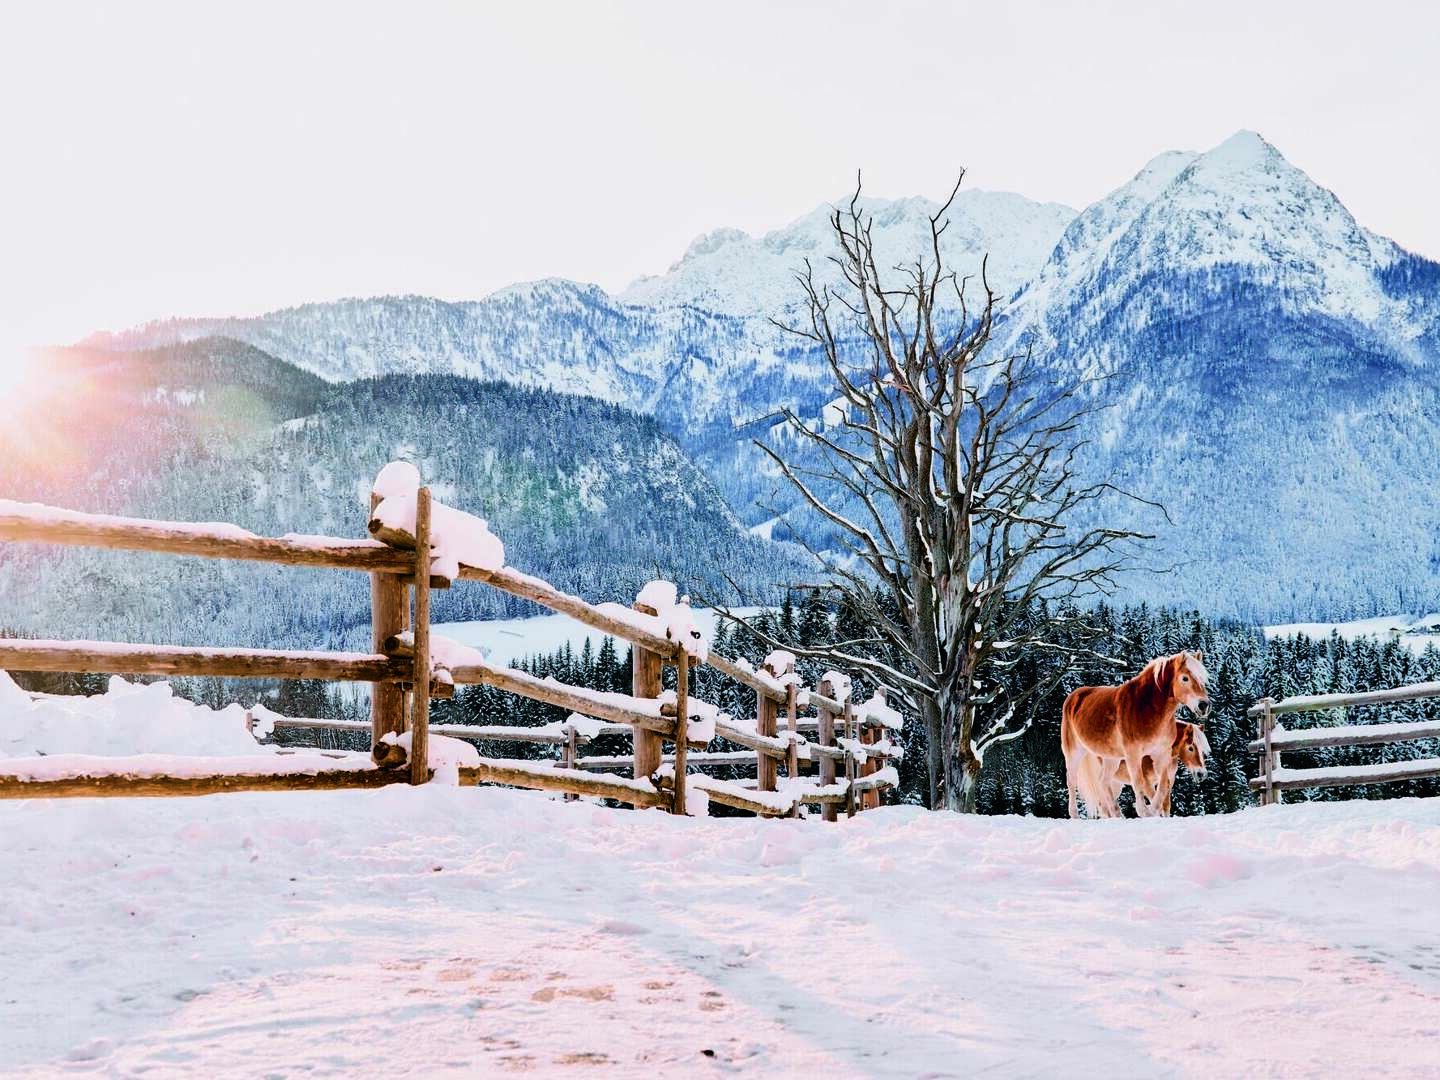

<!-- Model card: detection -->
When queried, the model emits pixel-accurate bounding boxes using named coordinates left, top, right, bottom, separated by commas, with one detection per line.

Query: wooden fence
left=1248, top=681, right=1440, bottom=804
left=0, top=489, right=899, bottom=818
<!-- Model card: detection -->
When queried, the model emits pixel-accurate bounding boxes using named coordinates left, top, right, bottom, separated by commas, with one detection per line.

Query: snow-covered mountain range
left=620, top=190, right=1076, bottom=316
left=53, top=131, right=1440, bottom=618
left=86, top=190, right=1078, bottom=426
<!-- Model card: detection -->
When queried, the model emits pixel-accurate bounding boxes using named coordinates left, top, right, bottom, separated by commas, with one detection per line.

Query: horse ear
left=1194, top=649, right=1205, bottom=662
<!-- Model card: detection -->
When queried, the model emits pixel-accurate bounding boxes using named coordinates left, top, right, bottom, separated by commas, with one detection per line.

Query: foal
left=1062, top=651, right=1211, bottom=819
left=1076, top=719, right=1210, bottom=818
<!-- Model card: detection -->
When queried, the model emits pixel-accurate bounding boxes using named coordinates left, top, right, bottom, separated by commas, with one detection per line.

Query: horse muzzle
left=1194, top=699, right=1211, bottom=720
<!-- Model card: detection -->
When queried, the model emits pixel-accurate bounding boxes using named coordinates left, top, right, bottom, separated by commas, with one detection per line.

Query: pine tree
left=797, top=588, right=830, bottom=647
left=779, top=592, right=797, bottom=643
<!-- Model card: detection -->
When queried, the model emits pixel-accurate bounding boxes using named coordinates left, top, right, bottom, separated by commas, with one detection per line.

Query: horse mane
left=1140, top=656, right=1170, bottom=691
left=1138, top=651, right=1210, bottom=694
left=1189, top=653, right=1211, bottom=683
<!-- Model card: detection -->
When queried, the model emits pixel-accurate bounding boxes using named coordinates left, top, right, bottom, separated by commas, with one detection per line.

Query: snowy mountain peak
left=1203, top=128, right=1283, bottom=169
left=1130, top=149, right=1203, bottom=198
left=621, top=190, right=1076, bottom=317
left=482, top=277, right=611, bottom=309
left=1009, top=130, right=1421, bottom=340
left=680, top=227, right=751, bottom=263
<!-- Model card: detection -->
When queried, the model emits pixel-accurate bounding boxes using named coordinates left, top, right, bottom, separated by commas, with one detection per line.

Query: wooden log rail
left=444, top=661, right=676, bottom=738
left=1247, top=682, right=1440, bottom=805
left=0, top=496, right=902, bottom=817
left=577, top=751, right=760, bottom=771
left=0, top=639, right=416, bottom=685
left=261, top=716, right=901, bottom=809
left=0, top=767, right=416, bottom=799
left=0, top=752, right=671, bottom=808
left=0, top=502, right=679, bottom=657
left=459, top=759, right=670, bottom=809
left=0, top=501, right=417, bottom=574
left=1245, top=681, right=1440, bottom=717
left=268, top=716, right=632, bottom=745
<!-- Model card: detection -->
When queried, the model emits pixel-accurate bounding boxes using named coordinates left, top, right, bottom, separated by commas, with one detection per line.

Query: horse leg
left=1122, top=751, right=1157, bottom=816
left=1101, top=770, right=1124, bottom=818
left=1133, top=756, right=1162, bottom=818
left=1154, top=760, right=1178, bottom=817
left=1083, top=754, right=1117, bottom=819
left=1064, top=749, right=1082, bottom=819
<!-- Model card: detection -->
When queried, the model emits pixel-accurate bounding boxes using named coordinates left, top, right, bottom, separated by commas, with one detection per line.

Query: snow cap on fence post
left=368, top=461, right=505, bottom=585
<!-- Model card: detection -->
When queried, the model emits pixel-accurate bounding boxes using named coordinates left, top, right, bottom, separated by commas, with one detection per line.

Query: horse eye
left=1182, top=676, right=1189, bottom=682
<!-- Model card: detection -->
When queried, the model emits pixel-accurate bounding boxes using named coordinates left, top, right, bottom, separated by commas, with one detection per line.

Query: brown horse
left=1075, top=719, right=1210, bottom=818
left=1062, top=651, right=1211, bottom=819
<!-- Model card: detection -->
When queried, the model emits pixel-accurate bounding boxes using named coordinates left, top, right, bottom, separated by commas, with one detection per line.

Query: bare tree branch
left=723, top=173, right=1157, bottom=811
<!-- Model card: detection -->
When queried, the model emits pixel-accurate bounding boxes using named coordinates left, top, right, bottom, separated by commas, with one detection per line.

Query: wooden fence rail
left=0, top=486, right=900, bottom=817
left=1247, top=684, right=1440, bottom=804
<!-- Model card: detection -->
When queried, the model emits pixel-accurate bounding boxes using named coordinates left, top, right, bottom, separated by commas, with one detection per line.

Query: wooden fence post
left=783, top=680, right=800, bottom=817
left=756, top=684, right=779, bottom=797
left=817, top=677, right=839, bottom=824
left=562, top=723, right=579, bottom=802
left=369, top=494, right=408, bottom=758
left=631, top=596, right=665, bottom=795
left=843, top=699, right=857, bottom=817
left=409, top=486, right=432, bottom=785
left=860, top=719, right=881, bottom=810
left=672, top=650, right=689, bottom=816
left=1259, top=696, right=1277, bottom=806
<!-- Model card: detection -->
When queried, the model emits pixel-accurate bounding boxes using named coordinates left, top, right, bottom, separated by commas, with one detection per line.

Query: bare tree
left=743, top=175, right=1156, bottom=812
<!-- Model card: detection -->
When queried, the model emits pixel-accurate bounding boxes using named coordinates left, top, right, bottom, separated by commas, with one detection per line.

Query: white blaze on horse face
left=1176, top=721, right=1210, bottom=777
left=1174, top=652, right=1211, bottom=717
left=1190, top=723, right=1211, bottom=777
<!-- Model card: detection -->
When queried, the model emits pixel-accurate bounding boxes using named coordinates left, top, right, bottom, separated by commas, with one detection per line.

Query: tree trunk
left=937, top=684, right=983, bottom=813
left=922, top=697, right=944, bottom=809
left=944, top=745, right=983, bottom=813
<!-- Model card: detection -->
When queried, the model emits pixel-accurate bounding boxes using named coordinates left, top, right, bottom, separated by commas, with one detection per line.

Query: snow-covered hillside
left=2, top=783, right=1437, bottom=1076
left=0, top=357, right=806, bottom=650
left=1264, top=614, right=1440, bottom=657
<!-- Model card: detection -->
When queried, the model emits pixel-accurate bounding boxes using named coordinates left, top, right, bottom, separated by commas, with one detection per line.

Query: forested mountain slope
left=0, top=342, right=802, bottom=649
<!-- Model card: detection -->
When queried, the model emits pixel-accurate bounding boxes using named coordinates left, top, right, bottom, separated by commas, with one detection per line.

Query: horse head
left=1174, top=719, right=1210, bottom=781
left=1153, top=650, right=1210, bottom=721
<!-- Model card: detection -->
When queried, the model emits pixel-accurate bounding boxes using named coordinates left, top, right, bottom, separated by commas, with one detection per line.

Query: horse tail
left=1061, top=686, right=1090, bottom=755
left=1074, top=751, right=1109, bottom=818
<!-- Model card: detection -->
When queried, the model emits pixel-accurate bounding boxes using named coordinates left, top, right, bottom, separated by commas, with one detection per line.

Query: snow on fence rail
left=1247, top=683, right=1440, bottom=804
left=0, top=478, right=899, bottom=818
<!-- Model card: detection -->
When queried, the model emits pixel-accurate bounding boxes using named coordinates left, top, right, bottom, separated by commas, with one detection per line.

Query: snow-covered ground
left=2, top=788, right=1438, bottom=1077
left=1265, top=614, right=1440, bottom=656
left=3, top=674, right=1438, bottom=1076
left=437, top=608, right=762, bottom=668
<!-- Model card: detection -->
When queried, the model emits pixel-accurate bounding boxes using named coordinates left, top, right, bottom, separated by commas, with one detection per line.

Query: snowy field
left=437, top=607, right=762, bottom=668
left=1265, top=614, right=1440, bottom=656
left=2, top=788, right=1438, bottom=1077
left=450, top=610, right=1440, bottom=671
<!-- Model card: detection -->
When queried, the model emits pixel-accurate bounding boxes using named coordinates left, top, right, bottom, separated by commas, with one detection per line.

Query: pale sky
left=1, top=0, right=1435, bottom=353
